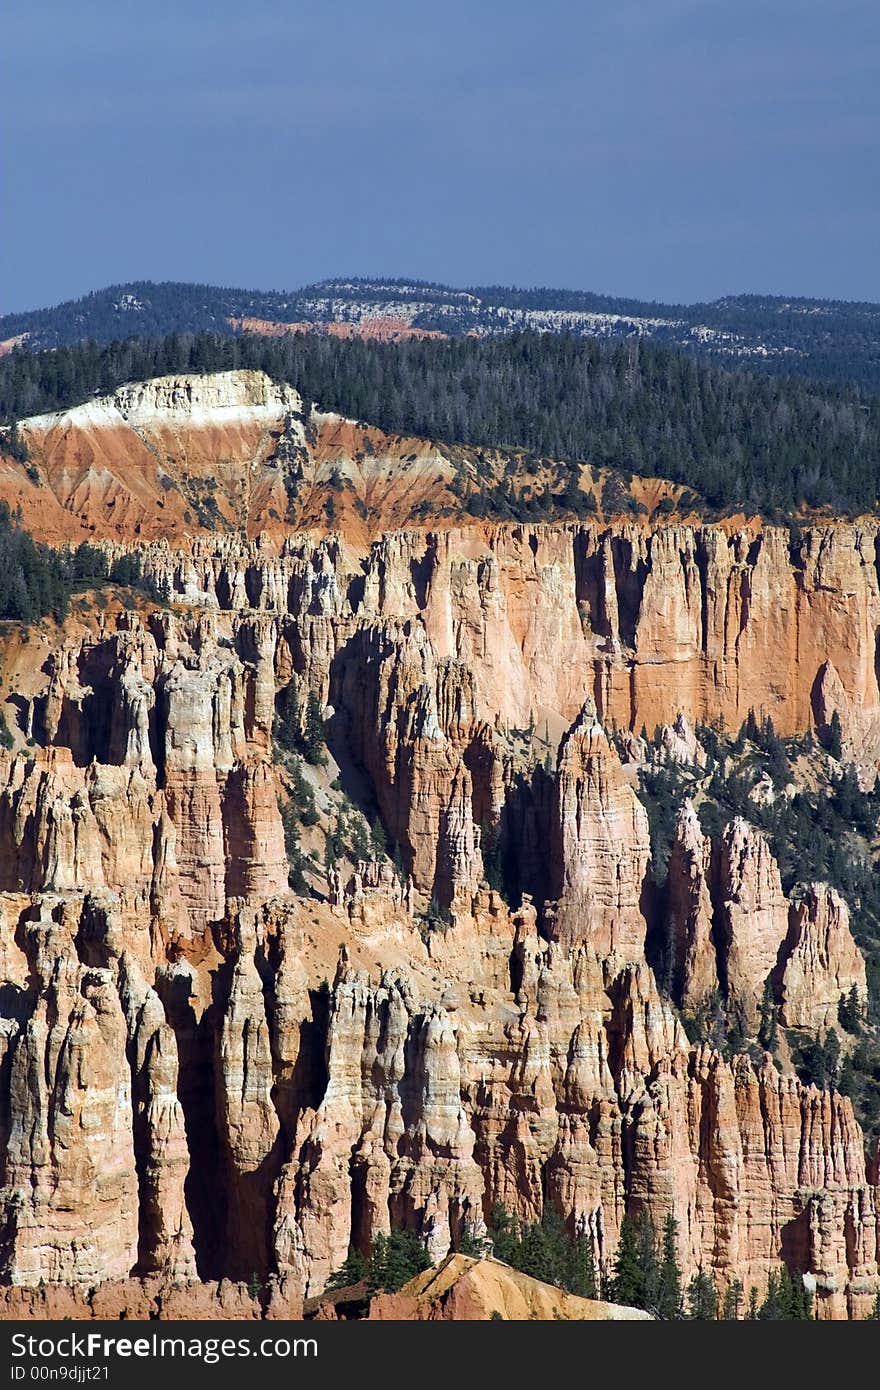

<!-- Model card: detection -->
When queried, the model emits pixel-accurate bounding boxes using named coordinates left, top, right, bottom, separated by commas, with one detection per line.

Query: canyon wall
left=0, top=390, right=879, bottom=1317
left=128, top=518, right=880, bottom=772
left=0, top=877, right=875, bottom=1316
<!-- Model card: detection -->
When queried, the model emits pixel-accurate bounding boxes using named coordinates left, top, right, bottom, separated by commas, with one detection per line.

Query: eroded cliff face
left=122, top=516, right=880, bottom=768
left=776, top=886, right=868, bottom=1032
left=0, top=608, right=285, bottom=942
left=0, top=879, right=874, bottom=1315
left=3, top=372, right=464, bottom=547
left=0, top=509, right=878, bottom=1317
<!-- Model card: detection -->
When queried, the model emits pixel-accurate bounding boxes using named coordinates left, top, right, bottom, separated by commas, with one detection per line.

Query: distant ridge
left=3, top=277, right=880, bottom=391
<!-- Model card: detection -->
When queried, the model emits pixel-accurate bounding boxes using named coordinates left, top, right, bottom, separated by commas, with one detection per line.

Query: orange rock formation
left=0, top=377, right=876, bottom=1319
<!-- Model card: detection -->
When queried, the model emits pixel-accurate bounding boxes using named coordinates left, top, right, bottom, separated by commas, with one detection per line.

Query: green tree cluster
left=5, top=277, right=880, bottom=390
left=838, top=984, right=865, bottom=1035
left=686, top=1270, right=719, bottom=1320
left=755, top=1267, right=813, bottom=1320
left=611, top=1213, right=812, bottom=1320
left=325, top=1230, right=431, bottom=1298
left=609, top=1212, right=683, bottom=1317
left=790, top=1029, right=841, bottom=1090
left=302, top=690, right=327, bottom=766
left=0, top=507, right=158, bottom=624
left=367, top=1230, right=433, bottom=1295
left=279, top=802, right=309, bottom=895
left=3, top=422, right=29, bottom=463
left=274, top=682, right=327, bottom=767
left=273, top=680, right=301, bottom=753
left=487, top=1203, right=597, bottom=1299
left=288, top=756, right=320, bottom=826
left=5, top=327, right=880, bottom=516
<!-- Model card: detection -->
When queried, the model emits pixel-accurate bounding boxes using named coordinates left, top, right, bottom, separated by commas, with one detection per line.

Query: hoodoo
left=0, top=366, right=878, bottom=1321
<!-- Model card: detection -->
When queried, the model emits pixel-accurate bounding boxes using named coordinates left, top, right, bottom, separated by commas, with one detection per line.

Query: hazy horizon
left=6, top=271, right=880, bottom=322
left=4, top=1, right=879, bottom=313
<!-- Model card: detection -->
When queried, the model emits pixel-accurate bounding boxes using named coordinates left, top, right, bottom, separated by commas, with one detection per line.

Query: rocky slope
left=367, top=1253, right=653, bottom=1320
left=2, top=369, right=695, bottom=548
left=0, top=380, right=878, bottom=1318
left=1, top=371, right=471, bottom=546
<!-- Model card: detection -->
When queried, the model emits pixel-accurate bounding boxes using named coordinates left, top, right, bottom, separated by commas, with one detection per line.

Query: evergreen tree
left=0, top=503, right=68, bottom=622
left=838, top=983, right=864, bottom=1036
left=4, top=421, right=28, bottom=463
left=280, top=803, right=309, bottom=895
left=324, top=826, right=339, bottom=873
left=638, top=1213, right=661, bottom=1315
left=824, top=1030, right=841, bottom=1091
left=563, top=1227, right=597, bottom=1300
left=826, top=710, right=843, bottom=760
left=275, top=680, right=300, bottom=753
left=758, top=1271, right=785, bottom=1320
left=686, top=1269, right=719, bottom=1320
left=302, top=690, right=327, bottom=766
left=109, top=551, right=150, bottom=590
left=325, top=1245, right=368, bottom=1291
left=392, top=841, right=407, bottom=882
left=487, top=1203, right=519, bottom=1267
left=485, top=1204, right=596, bottom=1299
left=779, top=1267, right=813, bottom=1320
left=656, top=1215, right=683, bottom=1320
left=757, top=979, right=779, bottom=1052
left=609, top=1213, right=649, bottom=1309
left=370, top=815, right=387, bottom=857
left=346, top=810, right=372, bottom=863
left=722, top=1278, right=744, bottom=1320
left=480, top=818, right=505, bottom=895
left=69, top=542, right=109, bottom=585
left=367, top=1230, right=432, bottom=1295
left=797, top=1028, right=844, bottom=1091
left=457, top=1220, right=491, bottom=1258
left=288, top=756, right=319, bottom=825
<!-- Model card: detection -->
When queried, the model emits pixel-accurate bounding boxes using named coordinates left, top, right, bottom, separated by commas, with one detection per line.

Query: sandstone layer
left=0, top=383, right=877, bottom=1319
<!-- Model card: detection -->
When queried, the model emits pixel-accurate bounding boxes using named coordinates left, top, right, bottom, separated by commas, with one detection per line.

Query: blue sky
left=4, top=0, right=879, bottom=311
